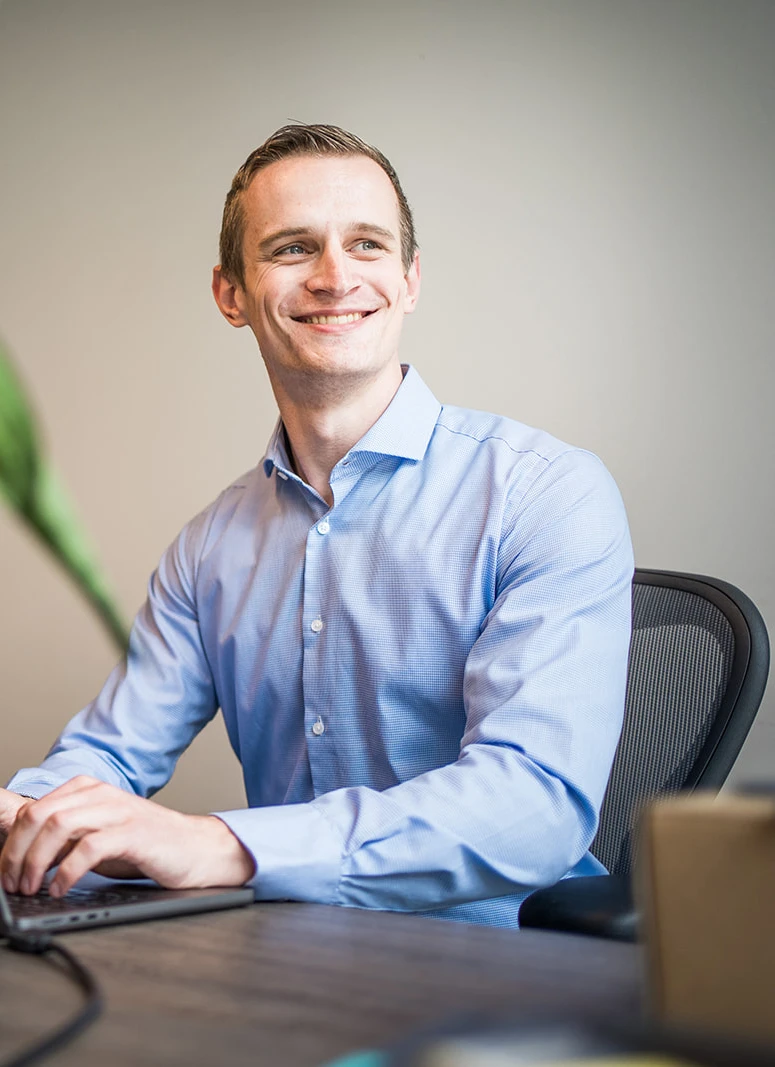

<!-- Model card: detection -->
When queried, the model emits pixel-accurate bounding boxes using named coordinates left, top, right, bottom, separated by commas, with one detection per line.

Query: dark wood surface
left=0, top=902, right=643, bottom=1066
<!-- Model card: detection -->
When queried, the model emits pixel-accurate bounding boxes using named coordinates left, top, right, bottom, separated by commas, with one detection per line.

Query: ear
left=403, top=252, right=421, bottom=315
left=212, top=265, right=249, bottom=327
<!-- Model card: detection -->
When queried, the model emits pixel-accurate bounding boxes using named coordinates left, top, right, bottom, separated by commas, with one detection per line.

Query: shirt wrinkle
left=436, top=419, right=566, bottom=461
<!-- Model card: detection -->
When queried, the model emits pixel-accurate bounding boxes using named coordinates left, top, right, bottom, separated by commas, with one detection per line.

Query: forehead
left=241, top=154, right=402, bottom=238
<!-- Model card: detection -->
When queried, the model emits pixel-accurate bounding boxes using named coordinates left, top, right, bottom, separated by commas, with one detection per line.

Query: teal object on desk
left=318, top=1052, right=386, bottom=1067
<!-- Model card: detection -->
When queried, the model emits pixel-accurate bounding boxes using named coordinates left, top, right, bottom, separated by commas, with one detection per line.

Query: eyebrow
left=257, top=223, right=398, bottom=254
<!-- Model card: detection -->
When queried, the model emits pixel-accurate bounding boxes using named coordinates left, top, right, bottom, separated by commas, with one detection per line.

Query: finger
left=0, top=790, right=85, bottom=890
left=0, top=779, right=122, bottom=889
left=4, top=795, right=121, bottom=895
left=41, top=775, right=103, bottom=799
left=49, top=829, right=134, bottom=897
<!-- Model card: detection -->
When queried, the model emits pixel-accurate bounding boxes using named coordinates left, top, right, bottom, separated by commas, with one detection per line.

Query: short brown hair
left=219, top=123, right=417, bottom=288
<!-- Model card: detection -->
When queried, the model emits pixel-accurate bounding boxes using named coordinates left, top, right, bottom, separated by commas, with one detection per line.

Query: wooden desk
left=0, top=902, right=642, bottom=1066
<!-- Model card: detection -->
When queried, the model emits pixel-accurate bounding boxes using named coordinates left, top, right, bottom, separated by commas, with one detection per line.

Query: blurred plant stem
left=0, top=336, right=129, bottom=652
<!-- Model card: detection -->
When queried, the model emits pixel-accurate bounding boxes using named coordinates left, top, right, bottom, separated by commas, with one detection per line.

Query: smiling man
left=0, top=125, right=634, bottom=927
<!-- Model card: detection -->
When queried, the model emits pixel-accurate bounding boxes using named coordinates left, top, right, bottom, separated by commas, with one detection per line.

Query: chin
left=295, top=346, right=394, bottom=378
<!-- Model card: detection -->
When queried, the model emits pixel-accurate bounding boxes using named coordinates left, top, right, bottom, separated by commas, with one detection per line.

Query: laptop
left=0, top=874, right=254, bottom=936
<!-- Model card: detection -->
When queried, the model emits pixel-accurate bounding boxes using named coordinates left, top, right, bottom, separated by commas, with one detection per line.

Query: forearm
left=215, top=747, right=602, bottom=912
left=6, top=732, right=137, bottom=799
left=6, top=680, right=213, bottom=806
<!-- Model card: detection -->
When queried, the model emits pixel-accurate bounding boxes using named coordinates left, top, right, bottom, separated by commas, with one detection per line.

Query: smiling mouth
left=294, top=311, right=375, bottom=325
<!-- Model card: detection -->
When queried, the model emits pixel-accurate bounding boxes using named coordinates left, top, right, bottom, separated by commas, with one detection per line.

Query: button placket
left=301, top=506, right=336, bottom=792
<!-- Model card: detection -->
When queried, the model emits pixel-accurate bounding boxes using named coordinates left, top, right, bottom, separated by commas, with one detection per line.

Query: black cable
left=0, top=932, right=103, bottom=1067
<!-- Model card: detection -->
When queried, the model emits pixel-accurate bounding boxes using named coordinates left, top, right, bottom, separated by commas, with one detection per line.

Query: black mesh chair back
left=590, top=569, right=770, bottom=877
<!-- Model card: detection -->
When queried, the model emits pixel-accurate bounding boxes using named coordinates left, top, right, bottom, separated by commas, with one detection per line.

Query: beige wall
left=1, top=0, right=773, bottom=813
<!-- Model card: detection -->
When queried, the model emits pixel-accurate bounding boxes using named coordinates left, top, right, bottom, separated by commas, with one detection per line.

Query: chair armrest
left=518, top=875, right=637, bottom=942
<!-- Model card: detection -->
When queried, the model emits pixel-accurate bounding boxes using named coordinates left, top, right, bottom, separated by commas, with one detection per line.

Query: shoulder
left=431, top=404, right=618, bottom=505
left=436, top=404, right=573, bottom=464
left=427, top=404, right=630, bottom=566
left=183, top=466, right=259, bottom=540
left=158, top=465, right=264, bottom=586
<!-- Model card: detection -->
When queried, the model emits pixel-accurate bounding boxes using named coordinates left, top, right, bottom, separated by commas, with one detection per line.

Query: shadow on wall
left=0, top=335, right=129, bottom=653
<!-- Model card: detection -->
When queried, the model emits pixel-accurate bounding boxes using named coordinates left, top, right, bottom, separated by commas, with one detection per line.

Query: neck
left=271, top=362, right=404, bottom=506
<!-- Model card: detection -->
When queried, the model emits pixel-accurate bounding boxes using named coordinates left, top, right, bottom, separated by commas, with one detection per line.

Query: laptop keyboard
left=8, top=885, right=151, bottom=916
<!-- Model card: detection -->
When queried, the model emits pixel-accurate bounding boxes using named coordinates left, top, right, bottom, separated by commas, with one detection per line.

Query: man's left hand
left=0, top=775, right=255, bottom=897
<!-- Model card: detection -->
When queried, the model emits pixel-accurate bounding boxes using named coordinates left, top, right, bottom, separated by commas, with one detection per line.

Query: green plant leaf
left=0, top=337, right=38, bottom=514
left=0, top=336, right=129, bottom=651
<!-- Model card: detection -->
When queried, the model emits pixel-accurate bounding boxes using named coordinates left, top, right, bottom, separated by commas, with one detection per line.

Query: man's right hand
left=0, top=788, right=33, bottom=845
left=0, top=776, right=255, bottom=898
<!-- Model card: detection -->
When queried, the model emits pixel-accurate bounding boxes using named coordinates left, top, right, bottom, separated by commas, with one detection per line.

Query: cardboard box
left=638, top=791, right=775, bottom=1044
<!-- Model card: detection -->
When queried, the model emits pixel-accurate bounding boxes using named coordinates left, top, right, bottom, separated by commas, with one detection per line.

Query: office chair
left=519, top=568, right=770, bottom=941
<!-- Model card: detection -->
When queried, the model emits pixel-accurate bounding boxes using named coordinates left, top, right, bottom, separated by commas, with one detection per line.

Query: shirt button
left=310, top=618, right=324, bottom=633
left=317, top=520, right=330, bottom=535
left=311, top=716, right=325, bottom=736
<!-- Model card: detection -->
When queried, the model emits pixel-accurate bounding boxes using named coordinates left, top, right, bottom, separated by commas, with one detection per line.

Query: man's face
left=214, top=154, right=420, bottom=393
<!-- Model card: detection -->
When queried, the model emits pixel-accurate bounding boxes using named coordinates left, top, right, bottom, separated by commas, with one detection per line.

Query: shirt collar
left=262, top=421, right=294, bottom=478
left=262, top=365, right=441, bottom=477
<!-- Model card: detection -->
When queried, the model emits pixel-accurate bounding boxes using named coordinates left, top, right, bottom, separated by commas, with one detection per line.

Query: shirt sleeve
left=214, top=449, right=634, bottom=912
left=6, top=506, right=220, bottom=800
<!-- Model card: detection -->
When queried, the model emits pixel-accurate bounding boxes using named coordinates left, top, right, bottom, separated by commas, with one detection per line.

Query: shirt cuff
left=212, top=803, right=343, bottom=904
left=4, top=772, right=65, bottom=799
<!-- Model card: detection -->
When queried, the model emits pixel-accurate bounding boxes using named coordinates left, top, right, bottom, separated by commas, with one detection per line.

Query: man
left=0, top=125, right=633, bottom=927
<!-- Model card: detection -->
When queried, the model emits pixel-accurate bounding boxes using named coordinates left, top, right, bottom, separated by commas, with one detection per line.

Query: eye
left=352, top=239, right=382, bottom=254
left=275, top=243, right=309, bottom=257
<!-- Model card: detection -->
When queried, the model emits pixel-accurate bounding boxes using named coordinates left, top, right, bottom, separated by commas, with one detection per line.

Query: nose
left=306, top=243, right=358, bottom=298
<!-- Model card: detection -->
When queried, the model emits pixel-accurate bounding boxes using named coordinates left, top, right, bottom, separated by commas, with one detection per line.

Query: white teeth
left=302, top=312, right=366, bottom=325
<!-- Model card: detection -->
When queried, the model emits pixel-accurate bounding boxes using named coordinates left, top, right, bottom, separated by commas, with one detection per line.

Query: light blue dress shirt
left=8, top=366, right=633, bottom=927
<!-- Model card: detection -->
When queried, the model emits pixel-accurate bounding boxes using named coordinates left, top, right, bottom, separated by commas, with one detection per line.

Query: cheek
left=371, top=267, right=407, bottom=305
left=263, top=278, right=300, bottom=321
left=248, top=284, right=284, bottom=329
left=248, top=265, right=284, bottom=307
